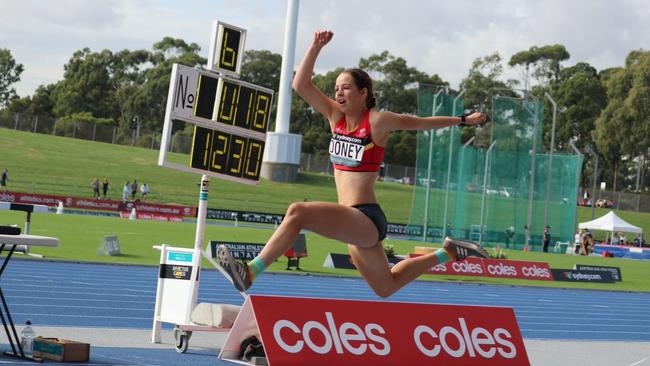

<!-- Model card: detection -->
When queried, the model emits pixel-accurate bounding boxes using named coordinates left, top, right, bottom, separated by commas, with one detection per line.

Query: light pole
left=423, top=89, right=443, bottom=242
left=585, top=144, right=599, bottom=219
left=569, top=138, right=582, bottom=239
left=479, top=140, right=497, bottom=246
left=543, top=92, right=558, bottom=230
left=442, top=90, right=465, bottom=239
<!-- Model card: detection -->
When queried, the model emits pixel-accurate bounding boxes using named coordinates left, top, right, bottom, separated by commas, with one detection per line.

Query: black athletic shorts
left=352, top=203, right=387, bottom=241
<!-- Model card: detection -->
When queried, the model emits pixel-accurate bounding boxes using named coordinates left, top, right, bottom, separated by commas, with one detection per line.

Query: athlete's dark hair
left=343, top=68, right=376, bottom=109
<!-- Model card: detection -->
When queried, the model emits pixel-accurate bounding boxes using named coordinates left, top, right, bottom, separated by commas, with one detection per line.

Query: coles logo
left=452, top=261, right=484, bottom=274
left=243, top=295, right=530, bottom=366
left=487, top=263, right=517, bottom=276
left=413, top=317, right=516, bottom=359
left=521, top=265, right=550, bottom=278
left=273, top=312, right=390, bottom=355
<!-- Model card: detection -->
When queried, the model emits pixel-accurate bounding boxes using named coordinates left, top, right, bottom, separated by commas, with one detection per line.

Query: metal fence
left=0, top=112, right=163, bottom=149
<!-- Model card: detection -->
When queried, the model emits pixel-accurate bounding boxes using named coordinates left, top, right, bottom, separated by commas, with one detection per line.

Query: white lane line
left=628, top=357, right=648, bottom=366
left=593, top=305, right=609, bottom=308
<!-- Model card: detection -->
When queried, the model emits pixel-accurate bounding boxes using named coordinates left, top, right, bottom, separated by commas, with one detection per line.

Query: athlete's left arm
left=374, top=111, right=486, bottom=134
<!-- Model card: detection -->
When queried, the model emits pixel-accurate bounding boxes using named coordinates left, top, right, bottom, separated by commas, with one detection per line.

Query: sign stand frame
left=151, top=175, right=241, bottom=352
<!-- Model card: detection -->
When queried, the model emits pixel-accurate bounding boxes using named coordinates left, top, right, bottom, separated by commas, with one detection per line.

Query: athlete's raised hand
left=313, top=30, right=333, bottom=49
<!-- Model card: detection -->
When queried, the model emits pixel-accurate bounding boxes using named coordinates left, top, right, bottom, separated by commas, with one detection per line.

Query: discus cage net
left=407, top=87, right=583, bottom=250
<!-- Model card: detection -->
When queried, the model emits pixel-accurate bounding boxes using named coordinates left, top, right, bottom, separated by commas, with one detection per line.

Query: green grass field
left=2, top=127, right=650, bottom=292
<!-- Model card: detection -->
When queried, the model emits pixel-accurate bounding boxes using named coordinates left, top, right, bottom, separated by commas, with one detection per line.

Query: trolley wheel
left=173, top=327, right=193, bottom=353
left=175, top=334, right=189, bottom=353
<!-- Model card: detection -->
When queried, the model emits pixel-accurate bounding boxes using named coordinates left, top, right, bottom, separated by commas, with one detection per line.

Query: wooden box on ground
left=33, top=337, right=90, bottom=362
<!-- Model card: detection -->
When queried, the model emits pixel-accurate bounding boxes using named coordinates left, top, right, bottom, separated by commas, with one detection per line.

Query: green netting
left=408, top=88, right=464, bottom=241
left=408, top=93, right=583, bottom=251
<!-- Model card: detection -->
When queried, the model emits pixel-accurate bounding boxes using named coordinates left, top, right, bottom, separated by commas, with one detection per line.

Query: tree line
left=0, top=39, right=648, bottom=191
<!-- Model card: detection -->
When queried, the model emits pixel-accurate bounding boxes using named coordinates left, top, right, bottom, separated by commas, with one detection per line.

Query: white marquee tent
left=578, top=211, right=642, bottom=236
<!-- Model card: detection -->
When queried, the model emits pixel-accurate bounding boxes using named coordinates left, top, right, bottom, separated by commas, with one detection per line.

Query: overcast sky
left=1, top=0, right=649, bottom=97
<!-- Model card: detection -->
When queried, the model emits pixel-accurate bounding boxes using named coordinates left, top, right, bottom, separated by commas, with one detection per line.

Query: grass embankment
left=2, top=127, right=649, bottom=292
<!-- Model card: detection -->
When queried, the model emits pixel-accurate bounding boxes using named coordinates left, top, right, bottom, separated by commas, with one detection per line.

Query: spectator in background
left=542, top=226, right=551, bottom=253
left=581, top=229, right=593, bottom=255
left=524, top=225, right=531, bottom=251
left=131, top=180, right=138, bottom=200
left=122, top=181, right=131, bottom=202
left=504, top=226, right=515, bottom=249
left=91, top=178, right=100, bottom=199
left=1, top=169, right=7, bottom=192
left=102, top=178, right=110, bottom=200
left=140, top=183, right=150, bottom=201
left=634, top=234, right=642, bottom=247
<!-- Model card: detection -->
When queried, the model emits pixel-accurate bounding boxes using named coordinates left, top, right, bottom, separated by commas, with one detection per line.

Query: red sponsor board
left=220, top=295, right=530, bottom=366
left=0, top=191, right=196, bottom=217
left=412, top=255, right=553, bottom=281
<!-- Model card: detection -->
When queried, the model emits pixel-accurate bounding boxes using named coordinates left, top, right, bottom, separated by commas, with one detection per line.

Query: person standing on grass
left=91, top=178, right=100, bottom=199
left=122, top=181, right=131, bottom=202
left=542, top=226, right=551, bottom=252
left=140, top=183, right=150, bottom=201
left=1, top=169, right=7, bottom=192
left=216, top=30, right=489, bottom=298
left=131, top=180, right=138, bottom=201
left=102, top=178, right=110, bottom=200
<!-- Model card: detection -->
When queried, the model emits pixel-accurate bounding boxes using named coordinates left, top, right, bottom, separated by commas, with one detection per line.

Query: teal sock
left=433, top=248, right=454, bottom=264
left=248, top=257, right=267, bottom=280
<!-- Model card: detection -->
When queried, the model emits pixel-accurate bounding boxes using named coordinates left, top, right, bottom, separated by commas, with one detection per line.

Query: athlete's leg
left=216, top=201, right=381, bottom=291
left=348, top=243, right=446, bottom=298
left=349, top=237, right=490, bottom=298
left=256, top=201, right=380, bottom=265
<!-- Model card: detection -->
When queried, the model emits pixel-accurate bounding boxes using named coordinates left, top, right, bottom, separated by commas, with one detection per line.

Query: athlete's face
left=334, top=73, right=367, bottom=112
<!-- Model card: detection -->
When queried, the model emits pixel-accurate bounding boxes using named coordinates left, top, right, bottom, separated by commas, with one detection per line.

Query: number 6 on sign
left=208, top=20, right=247, bottom=76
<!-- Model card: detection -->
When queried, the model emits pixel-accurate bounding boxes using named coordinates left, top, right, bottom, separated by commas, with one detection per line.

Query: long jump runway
left=1, top=259, right=649, bottom=365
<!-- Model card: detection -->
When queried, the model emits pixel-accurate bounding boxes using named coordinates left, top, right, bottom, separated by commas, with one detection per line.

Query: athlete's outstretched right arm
left=292, top=30, right=341, bottom=127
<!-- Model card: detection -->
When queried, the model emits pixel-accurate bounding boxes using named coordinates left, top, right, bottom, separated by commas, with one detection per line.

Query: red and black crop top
left=329, top=111, right=385, bottom=172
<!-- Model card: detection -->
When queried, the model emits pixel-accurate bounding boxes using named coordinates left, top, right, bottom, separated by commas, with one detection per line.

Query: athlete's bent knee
left=285, top=202, right=308, bottom=225
left=371, top=285, right=396, bottom=299
left=285, top=202, right=307, bottom=219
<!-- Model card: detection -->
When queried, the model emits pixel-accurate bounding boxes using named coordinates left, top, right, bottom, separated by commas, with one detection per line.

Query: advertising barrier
left=0, top=191, right=196, bottom=217
left=551, top=269, right=615, bottom=283
left=575, top=264, right=622, bottom=281
left=219, top=295, right=530, bottom=366
left=209, top=240, right=265, bottom=261
left=411, top=256, right=554, bottom=281
left=323, top=253, right=403, bottom=270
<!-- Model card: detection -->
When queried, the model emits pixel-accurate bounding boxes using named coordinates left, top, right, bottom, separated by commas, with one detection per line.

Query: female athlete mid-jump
left=218, top=30, right=489, bottom=298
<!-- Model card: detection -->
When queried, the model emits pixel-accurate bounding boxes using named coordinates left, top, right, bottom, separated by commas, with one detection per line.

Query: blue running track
left=3, top=259, right=649, bottom=342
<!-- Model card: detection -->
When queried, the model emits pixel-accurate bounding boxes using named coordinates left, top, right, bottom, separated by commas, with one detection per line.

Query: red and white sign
left=0, top=191, right=196, bottom=217
left=220, top=295, right=530, bottom=366
left=411, top=256, right=553, bottom=281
